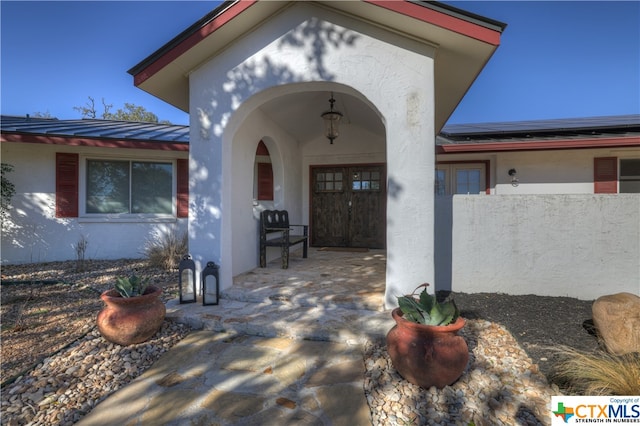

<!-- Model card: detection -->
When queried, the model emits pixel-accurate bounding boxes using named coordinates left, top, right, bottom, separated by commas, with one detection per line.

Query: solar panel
left=442, top=115, right=640, bottom=136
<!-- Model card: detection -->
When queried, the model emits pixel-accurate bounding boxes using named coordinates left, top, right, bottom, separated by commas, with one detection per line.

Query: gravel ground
left=1, top=259, right=179, bottom=384
left=1, top=259, right=601, bottom=425
left=449, top=292, right=599, bottom=380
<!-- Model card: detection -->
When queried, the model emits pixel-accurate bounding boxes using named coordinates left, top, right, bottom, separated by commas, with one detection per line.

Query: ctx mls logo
left=553, top=402, right=575, bottom=423
left=551, top=396, right=640, bottom=425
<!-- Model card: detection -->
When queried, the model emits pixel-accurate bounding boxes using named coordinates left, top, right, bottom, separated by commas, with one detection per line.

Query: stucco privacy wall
left=188, top=3, right=436, bottom=305
left=1, top=143, right=188, bottom=264
left=435, top=195, right=640, bottom=300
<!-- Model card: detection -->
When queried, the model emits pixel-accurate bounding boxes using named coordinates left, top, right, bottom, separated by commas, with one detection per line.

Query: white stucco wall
left=230, top=107, right=303, bottom=274
left=1, top=142, right=188, bottom=264
left=493, top=148, right=640, bottom=194
left=435, top=194, right=640, bottom=300
left=301, top=125, right=386, bottom=228
left=436, top=147, right=640, bottom=195
left=188, top=2, right=437, bottom=305
left=438, top=147, right=640, bottom=194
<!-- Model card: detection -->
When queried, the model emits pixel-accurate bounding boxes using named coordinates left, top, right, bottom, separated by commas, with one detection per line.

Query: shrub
left=145, top=229, right=187, bottom=270
left=552, top=346, right=640, bottom=395
left=1, top=163, right=16, bottom=228
left=74, top=235, right=89, bottom=272
left=396, top=283, right=460, bottom=326
left=115, top=275, right=150, bottom=298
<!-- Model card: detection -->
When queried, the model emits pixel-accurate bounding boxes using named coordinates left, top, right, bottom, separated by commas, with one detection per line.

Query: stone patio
left=167, top=248, right=392, bottom=345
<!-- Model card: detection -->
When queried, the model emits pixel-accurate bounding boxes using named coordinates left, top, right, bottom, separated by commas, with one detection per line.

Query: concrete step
left=221, top=283, right=384, bottom=311
left=166, top=297, right=393, bottom=346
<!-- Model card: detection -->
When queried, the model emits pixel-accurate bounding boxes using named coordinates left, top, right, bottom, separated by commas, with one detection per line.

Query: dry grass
left=552, top=346, right=640, bottom=395
left=145, top=229, right=188, bottom=270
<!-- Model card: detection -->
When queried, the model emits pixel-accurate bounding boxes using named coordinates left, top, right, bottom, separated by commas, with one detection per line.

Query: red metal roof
left=1, top=115, right=189, bottom=151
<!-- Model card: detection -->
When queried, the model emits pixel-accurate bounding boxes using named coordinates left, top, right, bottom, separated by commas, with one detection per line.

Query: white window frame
left=78, top=155, right=177, bottom=222
left=436, top=162, right=487, bottom=195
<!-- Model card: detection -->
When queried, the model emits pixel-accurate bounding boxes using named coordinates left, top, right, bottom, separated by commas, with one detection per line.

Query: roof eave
left=128, top=0, right=505, bottom=129
left=0, top=132, right=189, bottom=151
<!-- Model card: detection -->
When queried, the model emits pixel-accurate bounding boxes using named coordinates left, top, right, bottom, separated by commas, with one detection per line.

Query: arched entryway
left=188, top=6, right=439, bottom=308
left=227, top=83, right=387, bottom=273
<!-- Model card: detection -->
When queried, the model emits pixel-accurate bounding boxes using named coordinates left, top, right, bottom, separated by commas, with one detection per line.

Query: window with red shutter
left=255, top=141, right=274, bottom=201
left=56, top=153, right=79, bottom=217
left=594, top=157, right=618, bottom=194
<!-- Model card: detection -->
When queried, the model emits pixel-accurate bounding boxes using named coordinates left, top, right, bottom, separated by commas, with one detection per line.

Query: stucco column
left=186, top=109, right=226, bottom=293
left=384, top=88, right=435, bottom=308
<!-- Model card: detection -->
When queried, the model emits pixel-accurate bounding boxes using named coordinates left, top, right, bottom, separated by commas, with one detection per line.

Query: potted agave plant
left=96, top=275, right=166, bottom=346
left=386, top=283, right=469, bottom=389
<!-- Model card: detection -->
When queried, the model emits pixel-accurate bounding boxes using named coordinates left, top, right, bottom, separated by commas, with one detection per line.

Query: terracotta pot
left=386, top=308, right=469, bottom=389
left=97, top=285, right=166, bottom=346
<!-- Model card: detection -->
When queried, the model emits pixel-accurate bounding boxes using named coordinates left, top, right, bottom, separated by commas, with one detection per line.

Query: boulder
left=592, top=292, right=640, bottom=355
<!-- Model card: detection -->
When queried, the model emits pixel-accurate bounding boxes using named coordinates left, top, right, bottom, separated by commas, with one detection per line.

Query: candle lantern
left=178, top=254, right=196, bottom=303
left=201, top=261, right=220, bottom=306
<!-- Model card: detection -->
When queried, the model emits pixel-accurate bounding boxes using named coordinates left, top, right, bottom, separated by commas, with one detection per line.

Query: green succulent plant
left=397, top=283, right=460, bottom=326
left=114, top=275, right=150, bottom=298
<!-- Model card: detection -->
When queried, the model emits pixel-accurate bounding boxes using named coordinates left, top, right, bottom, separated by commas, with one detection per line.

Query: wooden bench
left=259, top=210, right=308, bottom=269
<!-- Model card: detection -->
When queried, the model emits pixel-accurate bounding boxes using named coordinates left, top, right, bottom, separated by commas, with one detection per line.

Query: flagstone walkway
left=78, top=249, right=391, bottom=425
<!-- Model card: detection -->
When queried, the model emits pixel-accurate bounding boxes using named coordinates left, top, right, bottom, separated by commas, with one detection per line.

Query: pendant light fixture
left=321, top=93, right=343, bottom=144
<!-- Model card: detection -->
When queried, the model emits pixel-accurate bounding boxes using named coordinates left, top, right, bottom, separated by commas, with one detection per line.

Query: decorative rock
left=364, top=319, right=555, bottom=425
left=0, top=322, right=191, bottom=426
left=592, top=292, right=640, bottom=355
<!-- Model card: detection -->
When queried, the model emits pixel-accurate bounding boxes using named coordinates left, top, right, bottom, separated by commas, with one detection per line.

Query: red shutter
left=594, top=157, right=618, bottom=194
left=55, top=153, right=79, bottom=217
left=257, top=162, right=274, bottom=201
left=177, top=159, right=189, bottom=218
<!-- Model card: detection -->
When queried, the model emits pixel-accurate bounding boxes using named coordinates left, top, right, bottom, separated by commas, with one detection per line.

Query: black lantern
left=178, top=254, right=196, bottom=303
left=201, top=261, right=220, bottom=306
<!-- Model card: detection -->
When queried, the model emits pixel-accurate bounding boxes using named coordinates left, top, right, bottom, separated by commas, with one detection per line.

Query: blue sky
left=1, top=1, right=638, bottom=126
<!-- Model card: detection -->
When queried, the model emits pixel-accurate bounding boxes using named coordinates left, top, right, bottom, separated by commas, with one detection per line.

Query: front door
left=311, top=165, right=386, bottom=248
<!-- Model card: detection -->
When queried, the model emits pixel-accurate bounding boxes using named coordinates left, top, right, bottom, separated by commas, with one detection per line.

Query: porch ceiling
left=129, top=1, right=505, bottom=133
left=257, top=91, right=385, bottom=142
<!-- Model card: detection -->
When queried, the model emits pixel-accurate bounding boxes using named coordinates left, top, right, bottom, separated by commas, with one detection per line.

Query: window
left=436, top=163, right=487, bottom=195
left=594, top=157, right=640, bottom=194
left=86, top=159, right=173, bottom=215
left=455, top=169, right=482, bottom=194
left=254, top=141, right=274, bottom=201
left=352, top=170, right=381, bottom=191
left=316, top=172, right=343, bottom=192
left=620, top=159, right=640, bottom=193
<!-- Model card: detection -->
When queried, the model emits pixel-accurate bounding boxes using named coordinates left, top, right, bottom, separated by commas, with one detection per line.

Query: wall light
left=508, top=168, right=519, bottom=187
